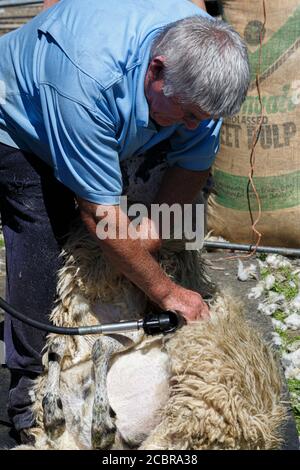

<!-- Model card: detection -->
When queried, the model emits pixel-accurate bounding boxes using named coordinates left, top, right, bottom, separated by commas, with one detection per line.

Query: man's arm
left=43, top=0, right=59, bottom=9
left=190, top=0, right=207, bottom=11
left=77, top=198, right=209, bottom=322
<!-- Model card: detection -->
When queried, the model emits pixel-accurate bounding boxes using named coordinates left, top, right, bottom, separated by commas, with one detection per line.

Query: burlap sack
left=208, top=0, right=300, bottom=247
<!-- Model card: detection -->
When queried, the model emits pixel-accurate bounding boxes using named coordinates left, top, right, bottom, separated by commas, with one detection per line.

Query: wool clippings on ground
left=237, top=259, right=257, bottom=281
left=251, top=254, right=300, bottom=435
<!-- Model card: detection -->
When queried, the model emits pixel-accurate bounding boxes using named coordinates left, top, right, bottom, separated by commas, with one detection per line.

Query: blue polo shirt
left=0, top=0, right=222, bottom=204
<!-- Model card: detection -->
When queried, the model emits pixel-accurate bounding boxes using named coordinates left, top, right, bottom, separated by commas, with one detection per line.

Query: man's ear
left=148, top=56, right=167, bottom=81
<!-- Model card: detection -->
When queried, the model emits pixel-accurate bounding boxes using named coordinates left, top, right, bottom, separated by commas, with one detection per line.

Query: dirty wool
left=12, top=225, right=286, bottom=450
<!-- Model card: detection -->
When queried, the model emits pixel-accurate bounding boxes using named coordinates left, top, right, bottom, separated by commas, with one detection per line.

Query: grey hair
left=151, top=16, right=250, bottom=117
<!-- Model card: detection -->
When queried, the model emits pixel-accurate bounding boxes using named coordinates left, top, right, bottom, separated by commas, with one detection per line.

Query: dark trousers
left=0, top=142, right=77, bottom=430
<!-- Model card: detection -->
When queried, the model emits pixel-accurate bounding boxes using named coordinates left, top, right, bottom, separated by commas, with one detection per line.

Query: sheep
left=141, top=292, right=286, bottom=450
left=12, top=154, right=286, bottom=450
left=12, top=220, right=286, bottom=451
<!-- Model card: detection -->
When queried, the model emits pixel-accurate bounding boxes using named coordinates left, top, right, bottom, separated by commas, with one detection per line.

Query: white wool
left=271, top=318, right=287, bottom=331
left=204, top=234, right=229, bottom=243
left=290, top=294, right=300, bottom=311
left=248, top=282, right=265, bottom=299
left=268, top=292, right=286, bottom=304
left=237, top=260, right=257, bottom=282
left=282, top=349, right=300, bottom=370
left=107, top=344, right=170, bottom=447
left=271, top=332, right=282, bottom=347
left=285, top=313, right=300, bottom=330
left=257, top=259, right=266, bottom=270
left=265, top=274, right=276, bottom=290
left=266, top=254, right=292, bottom=270
left=284, top=366, right=300, bottom=381
left=287, top=340, right=300, bottom=353
left=258, top=302, right=278, bottom=316
left=265, top=254, right=279, bottom=268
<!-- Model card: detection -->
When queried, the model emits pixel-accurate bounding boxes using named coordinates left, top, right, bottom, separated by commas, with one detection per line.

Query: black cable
left=0, top=296, right=181, bottom=336
left=0, top=296, right=81, bottom=335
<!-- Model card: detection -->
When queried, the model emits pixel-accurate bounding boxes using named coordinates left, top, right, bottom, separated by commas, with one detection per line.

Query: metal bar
left=203, top=241, right=300, bottom=257
left=0, top=0, right=42, bottom=7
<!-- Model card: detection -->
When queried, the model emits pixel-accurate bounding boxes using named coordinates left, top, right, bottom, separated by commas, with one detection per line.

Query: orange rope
left=223, top=0, right=266, bottom=261
left=246, top=0, right=266, bottom=255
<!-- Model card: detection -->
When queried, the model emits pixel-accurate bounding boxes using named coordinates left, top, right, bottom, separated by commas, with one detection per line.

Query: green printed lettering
left=213, top=170, right=300, bottom=211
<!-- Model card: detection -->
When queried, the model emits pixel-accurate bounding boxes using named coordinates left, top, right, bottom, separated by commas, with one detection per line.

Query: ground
left=0, top=245, right=299, bottom=449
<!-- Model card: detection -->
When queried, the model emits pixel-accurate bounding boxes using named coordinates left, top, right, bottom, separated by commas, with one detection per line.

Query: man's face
left=145, top=57, right=211, bottom=130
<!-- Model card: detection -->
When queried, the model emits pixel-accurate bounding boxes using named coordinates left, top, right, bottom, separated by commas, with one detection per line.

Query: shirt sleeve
left=39, top=84, right=122, bottom=205
left=166, top=118, right=222, bottom=171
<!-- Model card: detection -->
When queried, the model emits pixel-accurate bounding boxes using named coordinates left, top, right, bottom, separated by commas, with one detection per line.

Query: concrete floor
left=0, top=248, right=299, bottom=449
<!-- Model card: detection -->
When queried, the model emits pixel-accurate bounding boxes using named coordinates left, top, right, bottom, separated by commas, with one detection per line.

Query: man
left=0, top=0, right=249, bottom=439
left=42, top=0, right=208, bottom=10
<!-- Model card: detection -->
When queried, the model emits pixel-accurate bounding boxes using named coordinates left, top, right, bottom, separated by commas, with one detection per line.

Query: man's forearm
left=100, top=237, right=174, bottom=305
left=78, top=199, right=174, bottom=307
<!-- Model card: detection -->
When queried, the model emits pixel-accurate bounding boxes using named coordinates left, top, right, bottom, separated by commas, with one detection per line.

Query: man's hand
left=162, top=284, right=210, bottom=322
